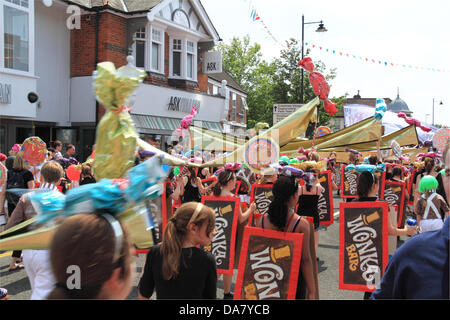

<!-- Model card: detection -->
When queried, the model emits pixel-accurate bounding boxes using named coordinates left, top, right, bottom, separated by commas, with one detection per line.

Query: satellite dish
left=27, top=92, right=39, bottom=103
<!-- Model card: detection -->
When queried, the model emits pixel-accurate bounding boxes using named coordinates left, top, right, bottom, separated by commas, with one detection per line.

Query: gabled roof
left=208, top=70, right=247, bottom=95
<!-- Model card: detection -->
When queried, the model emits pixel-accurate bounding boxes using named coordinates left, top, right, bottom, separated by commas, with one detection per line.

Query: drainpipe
left=95, top=10, right=100, bottom=126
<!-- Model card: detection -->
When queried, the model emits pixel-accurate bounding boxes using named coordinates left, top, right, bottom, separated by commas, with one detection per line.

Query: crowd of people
left=0, top=138, right=449, bottom=301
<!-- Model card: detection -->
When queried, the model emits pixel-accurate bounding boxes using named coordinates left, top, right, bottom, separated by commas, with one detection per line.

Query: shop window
left=3, top=2, right=30, bottom=72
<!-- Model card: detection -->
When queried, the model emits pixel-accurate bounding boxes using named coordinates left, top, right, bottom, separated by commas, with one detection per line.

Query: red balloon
left=66, top=164, right=81, bottom=182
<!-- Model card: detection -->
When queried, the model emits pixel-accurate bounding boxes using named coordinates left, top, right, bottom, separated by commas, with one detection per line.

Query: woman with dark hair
left=138, top=202, right=217, bottom=299
left=212, top=168, right=256, bottom=299
left=297, top=169, right=324, bottom=254
left=255, top=176, right=316, bottom=299
left=47, top=213, right=135, bottom=299
left=181, top=167, right=211, bottom=203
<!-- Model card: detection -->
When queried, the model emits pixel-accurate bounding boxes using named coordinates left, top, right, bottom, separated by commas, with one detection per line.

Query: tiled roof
left=66, top=0, right=163, bottom=13
left=208, top=70, right=247, bottom=95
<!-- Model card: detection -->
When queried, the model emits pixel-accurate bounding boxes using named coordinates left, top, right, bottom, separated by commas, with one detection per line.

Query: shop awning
left=131, top=114, right=223, bottom=133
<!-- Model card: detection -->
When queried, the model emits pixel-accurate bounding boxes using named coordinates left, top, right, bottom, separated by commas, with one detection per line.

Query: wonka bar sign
left=341, top=165, right=359, bottom=198
left=339, top=201, right=388, bottom=292
left=201, top=196, right=240, bottom=275
left=234, top=226, right=303, bottom=300
left=318, top=171, right=334, bottom=226
left=380, top=178, right=406, bottom=228
left=248, top=184, right=274, bottom=227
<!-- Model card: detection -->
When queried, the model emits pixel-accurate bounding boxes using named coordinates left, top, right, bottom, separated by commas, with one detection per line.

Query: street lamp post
left=300, top=15, right=327, bottom=104
left=432, top=98, right=443, bottom=126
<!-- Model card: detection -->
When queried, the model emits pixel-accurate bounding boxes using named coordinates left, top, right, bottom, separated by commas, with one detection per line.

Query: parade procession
left=0, top=0, right=449, bottom=309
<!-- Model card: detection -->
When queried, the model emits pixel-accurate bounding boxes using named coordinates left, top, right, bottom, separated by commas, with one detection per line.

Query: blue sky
left=201, top=0, right=450, bottom=127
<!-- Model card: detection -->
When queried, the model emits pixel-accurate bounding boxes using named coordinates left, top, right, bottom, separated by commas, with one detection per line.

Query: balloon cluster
left=374, top=98, right=387, bottom=121
left=297, top=57, right=338, bottom=116
left=398, top=112, right=431, bottom=132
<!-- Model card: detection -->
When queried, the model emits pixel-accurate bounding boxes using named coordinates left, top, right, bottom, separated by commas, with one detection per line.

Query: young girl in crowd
left=180, top=167, right=211, bottom=203
left=212, top=168, right=256, bottom=299
left=297, top=169, right=324, bottom=255
left=255, top=176, right=316, bottom=299
left=138, top=202, right=218, bottom=299
left=47, top=213, right=135, bottom=299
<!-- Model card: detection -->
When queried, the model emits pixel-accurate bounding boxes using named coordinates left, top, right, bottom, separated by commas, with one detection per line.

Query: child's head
left=357, top=171, right=379, bottom=198
left=48, top=213, right=134, bottom=299
left=161, top=202, right=216, bottom=280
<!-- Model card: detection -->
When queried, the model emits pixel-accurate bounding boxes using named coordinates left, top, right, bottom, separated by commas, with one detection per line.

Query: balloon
left=20, top=137, right=47, bottom=168
left=391, top=140, right=402, bottom=158
left=345, top=164, right=386, bottom=174
left=297, top=57, right=315, bottom=72
left=279, top=156, right=290, bottom=165
left=398, top=112, right=432, bottom=132
left=289, top=158, right=300, bottom=164
left=173, top=167, right=180, bottom=176
left=66, top=164, right=81, bottom=182
left=418, top=175, right=438, bottom=193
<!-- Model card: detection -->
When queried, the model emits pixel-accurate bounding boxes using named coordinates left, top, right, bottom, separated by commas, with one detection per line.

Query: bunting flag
left=245, top=0, right=287, bottom=48
left=304, top=42, right=447, bottom=73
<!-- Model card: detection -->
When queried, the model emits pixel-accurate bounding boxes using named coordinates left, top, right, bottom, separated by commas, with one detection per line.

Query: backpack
left=6, top=170, right=26, bottom=207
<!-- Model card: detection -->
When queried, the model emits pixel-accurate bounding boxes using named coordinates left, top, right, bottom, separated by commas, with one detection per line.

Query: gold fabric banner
left=318, top=125, right=419, bottom=152
left=200, top=97, right=319, bottom=167
left=281, top=117, right=382, bottom=156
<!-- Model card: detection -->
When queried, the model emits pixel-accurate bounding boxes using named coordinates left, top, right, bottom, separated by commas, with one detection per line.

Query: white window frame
left=148, top=25, right=164, bottom=74
left=132, top=26, right=146, bottom=69
left=169, top=34, right=198, bottom=82
left=232, top=92, right=237, bottom=122
left=0, top=0, right=34, bottom=77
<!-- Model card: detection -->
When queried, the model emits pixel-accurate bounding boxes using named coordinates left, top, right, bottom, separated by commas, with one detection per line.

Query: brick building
left=0, top=0, right=247, bottom=160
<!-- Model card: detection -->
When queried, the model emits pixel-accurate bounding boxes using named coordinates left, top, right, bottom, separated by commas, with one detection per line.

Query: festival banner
left=341, top=165, right=359, bottom=199
left=318, top=171, right=334, bottom=226
left=234, top=226, right=303, bottom=300
left=201, top=196, right=240, bottom=275
left=380, top=178, right=406, bottom=228
left=281, top=117, right=381, bottom=154
left=339, top=201, right=389, bottom=292
left=248, top=184, right=274, bottom=227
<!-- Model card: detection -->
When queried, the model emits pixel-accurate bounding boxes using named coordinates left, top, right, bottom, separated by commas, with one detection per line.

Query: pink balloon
left=309, top=72, right=330, bottom=100
left=324, top=99, right=338, bottom=116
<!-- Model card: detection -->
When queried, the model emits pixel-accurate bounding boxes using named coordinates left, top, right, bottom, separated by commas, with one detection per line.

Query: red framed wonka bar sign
left=234, top=226, right=303, bottom=300
left=339, top=201, right=389, bottom=292
left=201, top=196, right=240, bottom=275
